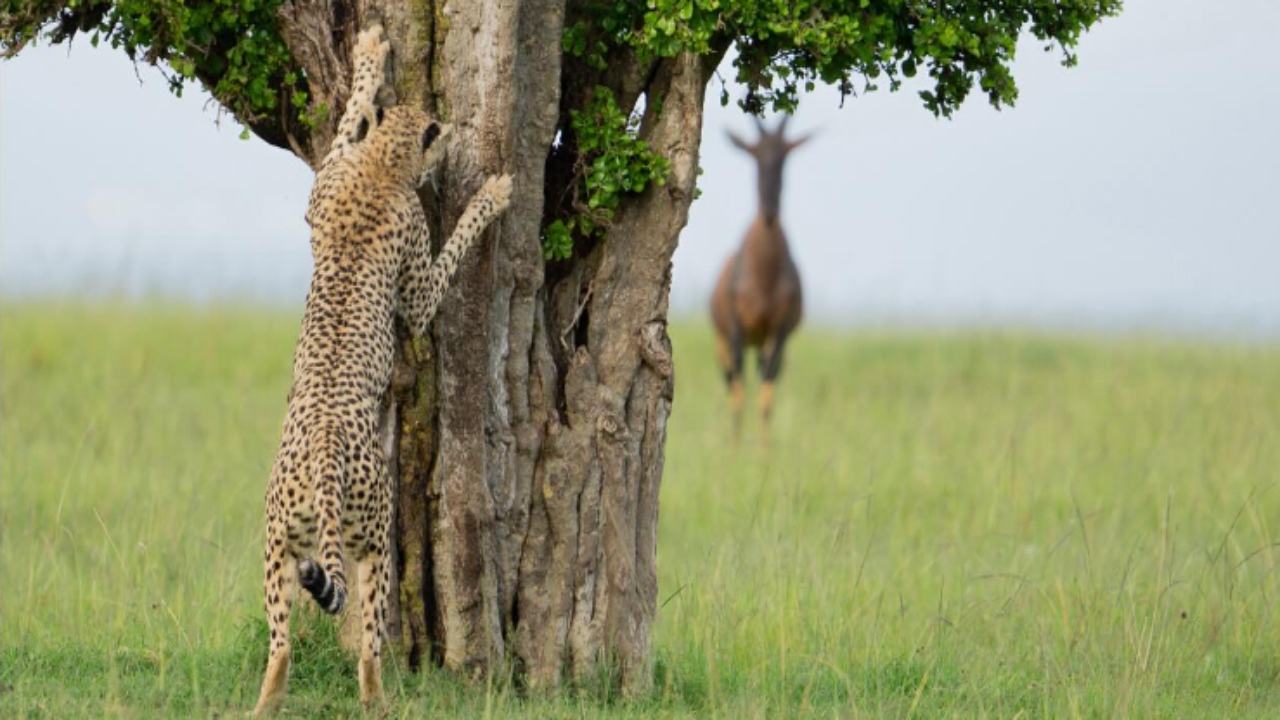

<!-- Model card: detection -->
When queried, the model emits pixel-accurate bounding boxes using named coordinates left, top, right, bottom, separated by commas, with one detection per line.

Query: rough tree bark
left=271, top=0, right=719, bottom=694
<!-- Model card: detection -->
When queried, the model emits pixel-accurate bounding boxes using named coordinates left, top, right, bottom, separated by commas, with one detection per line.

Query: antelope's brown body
left=710, top=117, right=809, bottom=440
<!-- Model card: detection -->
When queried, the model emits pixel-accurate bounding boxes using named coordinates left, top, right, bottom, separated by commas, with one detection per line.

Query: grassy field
left=5, top=304, right=1280, bottom=718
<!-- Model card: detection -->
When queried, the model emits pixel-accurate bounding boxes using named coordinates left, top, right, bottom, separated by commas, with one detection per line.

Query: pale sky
left=2, top=0, right=1278, bottom=335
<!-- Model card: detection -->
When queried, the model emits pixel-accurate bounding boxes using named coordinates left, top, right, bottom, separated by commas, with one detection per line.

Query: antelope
left=710, top=116, right=809, bottom=442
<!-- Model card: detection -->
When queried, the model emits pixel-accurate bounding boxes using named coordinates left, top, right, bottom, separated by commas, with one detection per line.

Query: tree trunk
left=274, top=0, right=716, bottom=695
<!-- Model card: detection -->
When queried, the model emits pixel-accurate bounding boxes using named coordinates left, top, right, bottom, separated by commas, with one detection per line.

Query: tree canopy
left=3, top=0, right=1122, bottom=262
left=3, top=0, right=1122, bottom=142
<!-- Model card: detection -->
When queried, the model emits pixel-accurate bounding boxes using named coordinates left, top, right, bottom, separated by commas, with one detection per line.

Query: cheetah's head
left=361, top=106, right=452, bottom=188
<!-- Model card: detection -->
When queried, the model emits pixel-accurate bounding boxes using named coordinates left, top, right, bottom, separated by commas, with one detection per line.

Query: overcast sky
left=2, top=0, right=1278, bottom=335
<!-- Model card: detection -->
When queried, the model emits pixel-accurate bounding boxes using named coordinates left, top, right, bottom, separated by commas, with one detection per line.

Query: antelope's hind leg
left=757, top=329, right=792, bottom=445
left=715, top=326, right=746, bottom=440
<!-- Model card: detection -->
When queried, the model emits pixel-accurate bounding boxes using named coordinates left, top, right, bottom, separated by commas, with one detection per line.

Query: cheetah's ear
left=354, top=107, right=383, bottom=143
left=422, top=122, right=442, bottom=150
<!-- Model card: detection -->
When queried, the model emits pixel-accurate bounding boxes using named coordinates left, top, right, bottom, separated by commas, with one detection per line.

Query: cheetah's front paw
left=355, top=24, right=391, bottom=66
left=481, top=174, right=514, bottom=214
left=348, top=24, right=390, bottom=137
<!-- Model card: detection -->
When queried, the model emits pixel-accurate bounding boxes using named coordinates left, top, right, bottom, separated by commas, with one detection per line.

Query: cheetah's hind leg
left=353, top=440, right=392, bottom=706
left=356, top=547, right=389, bottom=706
left=252, top=522, right=299, bottom=716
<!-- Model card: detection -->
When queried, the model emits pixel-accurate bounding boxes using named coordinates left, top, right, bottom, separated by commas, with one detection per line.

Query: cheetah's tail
left=300, top=423, right=348, bottom=615
left=298, top=558, right=344, bottom=614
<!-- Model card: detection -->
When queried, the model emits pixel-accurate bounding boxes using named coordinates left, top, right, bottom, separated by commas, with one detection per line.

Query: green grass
left=5, top=303, right=1280, bottom=717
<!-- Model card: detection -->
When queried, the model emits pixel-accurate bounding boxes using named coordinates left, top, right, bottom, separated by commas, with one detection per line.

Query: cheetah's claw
left=481, top=174, right=515, bottom=214
left=353, top=24, right=390, bottom=132
left=355, top=24, right=391, bottom=67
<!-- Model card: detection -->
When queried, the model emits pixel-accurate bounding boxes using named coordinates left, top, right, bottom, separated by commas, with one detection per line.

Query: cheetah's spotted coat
left=252, top=24, right=513, bottom=715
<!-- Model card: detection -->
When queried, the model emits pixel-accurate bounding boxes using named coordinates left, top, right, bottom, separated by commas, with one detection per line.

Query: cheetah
left=252, top=24, right=513, bottom=716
